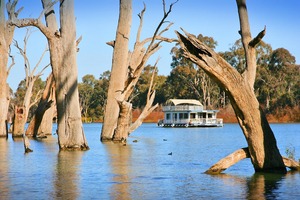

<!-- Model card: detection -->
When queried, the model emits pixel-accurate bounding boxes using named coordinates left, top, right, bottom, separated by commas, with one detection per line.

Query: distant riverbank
left=131, top=106, right=300, bottom=124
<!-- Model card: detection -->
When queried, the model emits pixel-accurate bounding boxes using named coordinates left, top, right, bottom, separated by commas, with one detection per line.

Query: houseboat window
left=166, top=113, right=170, bottom=120
left=179, top=113, right=189, bottom=119
left=208, top=113, right=212, bottom=118
left=190, top=113, right=196, bottom=119
left=179, top=113, right=183, bottom=119
left=173, top=113, right=177, bottom=120
left=184, top=113, right=188, bottom=119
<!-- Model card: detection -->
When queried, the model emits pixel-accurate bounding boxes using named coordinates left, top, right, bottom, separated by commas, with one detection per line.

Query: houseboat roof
left=165, top=99, right=203, bottom=106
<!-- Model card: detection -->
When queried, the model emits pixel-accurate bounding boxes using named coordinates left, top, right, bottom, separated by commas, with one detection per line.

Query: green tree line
left=11, top=36, right=300, bottom=122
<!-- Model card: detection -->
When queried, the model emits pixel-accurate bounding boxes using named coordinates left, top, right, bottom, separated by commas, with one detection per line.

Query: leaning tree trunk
left=101, top=0, right=132, bottom=141
left=176, top=32, right=286, bottom=173
left=175, top=0, right=287, bottom=173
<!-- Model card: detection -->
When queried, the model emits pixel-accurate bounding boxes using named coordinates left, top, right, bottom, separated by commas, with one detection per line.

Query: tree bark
left=101, top=0, right=132, bottom=141
left=0, top=0, right=16, bottom=137
left=175, top=0, right=286, bottom=173
left=12, top=106, right=26, bottom=137
left=26, top=73, right=55, bottom=137
left=52, top=0, right=88, bottom=150
left=113, top=100, right=132, bottom=142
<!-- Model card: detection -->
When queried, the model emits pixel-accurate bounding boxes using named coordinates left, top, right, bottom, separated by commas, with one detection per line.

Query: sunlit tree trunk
left=0, top=0, right=16, bottom=137
left=176, top=0, right=287, bottom=173
left=10, top=0, right=89, bottom=150
left=101, top=0, right=132, bottom=141
left=46, top=0, right=88, bottom=150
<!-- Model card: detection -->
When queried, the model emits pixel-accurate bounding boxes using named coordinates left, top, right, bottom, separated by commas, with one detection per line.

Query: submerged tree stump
left=23, top=135, right=33, bottom=153
left=12, top=106, right=26, bottom=137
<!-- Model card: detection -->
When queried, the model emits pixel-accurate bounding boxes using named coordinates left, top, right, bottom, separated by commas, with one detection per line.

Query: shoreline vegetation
left=84, top=105, right=300, bottom=124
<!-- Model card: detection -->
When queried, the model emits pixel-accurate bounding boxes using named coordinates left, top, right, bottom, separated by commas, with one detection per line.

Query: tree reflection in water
left=54, top=151, right=84, bottom=199
left=247, top=173, right=284, bottom=199
left=209, top=172, right=287, bottom=199
left=104, top=142, right=132, bottom=200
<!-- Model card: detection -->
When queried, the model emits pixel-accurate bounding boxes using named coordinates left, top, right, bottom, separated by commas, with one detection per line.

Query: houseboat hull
left=157, top=120, right=223, bottom=128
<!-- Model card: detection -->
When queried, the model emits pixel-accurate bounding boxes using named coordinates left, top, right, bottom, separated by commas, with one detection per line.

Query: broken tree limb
left=205, top=147, right=250, bottom=174
left=249, top=26, right=266, bottom=47
left=205, top=147, right=300, bottom=174
left=282, top=157, right=300, bottom=171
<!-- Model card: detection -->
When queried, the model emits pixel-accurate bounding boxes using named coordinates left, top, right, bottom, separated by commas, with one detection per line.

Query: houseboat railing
left=163, top=118, right=223, bottom=125
left=162, top=105, right=204, bottom=112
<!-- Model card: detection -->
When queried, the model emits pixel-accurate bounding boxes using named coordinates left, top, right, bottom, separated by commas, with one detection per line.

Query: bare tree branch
left=106, top=40, right=115, bottom=48
left=129, top=58, right=160, bottom=133
left=7, top=47, right=15, bottom=75
left=76, top=35, right=82, bottom=52
left=38, top=0, right=59, bottom=20
left=32, top=46, right=49, bottom=76
left=249, top=26, right=266, bottom=47
left=123, top=0, right=178, bottom=100
left=29, top=89, right=42, bottom=108
left=8, top=0, right=58, bottom=39
left=136, top=2, right=146, bottom=43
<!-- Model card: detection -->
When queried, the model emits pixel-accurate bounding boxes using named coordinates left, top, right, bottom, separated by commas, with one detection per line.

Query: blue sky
left=8, top=0, right=300, bottom=91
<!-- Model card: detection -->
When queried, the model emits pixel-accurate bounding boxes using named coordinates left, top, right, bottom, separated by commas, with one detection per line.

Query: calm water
left=0, top=123, right=299, bottom=199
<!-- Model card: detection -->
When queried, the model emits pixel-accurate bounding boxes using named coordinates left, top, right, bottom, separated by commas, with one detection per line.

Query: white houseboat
left=158, top=99, right=223, bottom=127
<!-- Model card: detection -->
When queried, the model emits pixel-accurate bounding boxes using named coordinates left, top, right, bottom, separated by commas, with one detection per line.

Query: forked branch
left=123, top=0, right=178, bottom=100
left=129, top=59, right=160, bottom=133
left=8, top=0, right=59, bottom=39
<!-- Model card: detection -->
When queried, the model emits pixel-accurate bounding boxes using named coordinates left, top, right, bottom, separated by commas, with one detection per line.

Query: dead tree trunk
left=0, top=0, right=19, bottom=137
left=12, top=106, right=26, bottom=137
left=26, top=73, right=55, bottom=137
left=23, top=134, right=33, bottom=153
left=101, top=0, right=177, bottom=142
left=101, top=0, right=132, bottom=141
left=10, top=0, right=89, bottom=150
left=13, top=29, right=50, bottom=134
left=175, top=0, right=287, bottom=173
